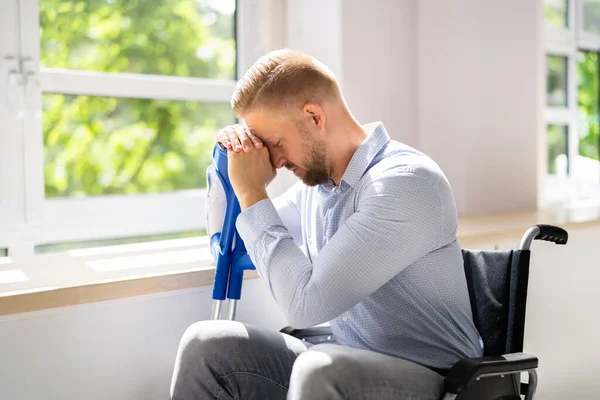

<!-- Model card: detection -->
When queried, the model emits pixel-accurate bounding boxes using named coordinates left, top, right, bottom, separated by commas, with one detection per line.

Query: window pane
left=547, top=55, right=568, bottom=107
left=40, top=0, right=236, bottom=79
left=544, top=0, right=568, bottom=29
left=43, top=95, right=234, bottom=198
left=577, top=51, right=600, bottom=162
left=0, top=248, right=7, bottom=257
left=583, top=0, right=600, bottom=34
left=547, top=125, right=569, bottom=175
left=35, top=230, right=206, bottom=254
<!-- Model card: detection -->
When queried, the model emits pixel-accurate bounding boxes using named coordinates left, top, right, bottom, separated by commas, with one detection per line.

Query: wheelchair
left=280, top=224, right=568, bottom=400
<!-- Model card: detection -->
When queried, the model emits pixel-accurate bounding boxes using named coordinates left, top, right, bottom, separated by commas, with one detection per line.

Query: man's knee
left=172, top=320, right=306, bottom=399
left=292, top=343, right=357, bottom=375
left=288, top=344, right=346, bottom=397
left=174, top=320, right=305, bottom=377
left=171, top=320, right=247, bottom=394
left=172, top=320, right=260, bottom=398
left=176, top=320, right=246, bottom=370
left=288, top=344, right=444, bottom=400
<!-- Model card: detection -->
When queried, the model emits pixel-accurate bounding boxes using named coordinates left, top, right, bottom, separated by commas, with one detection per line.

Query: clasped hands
left=216, top=124, right=276, bottom=210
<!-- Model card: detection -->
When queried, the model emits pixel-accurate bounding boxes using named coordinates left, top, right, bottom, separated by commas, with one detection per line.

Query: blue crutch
left=206, top=142, right=256, bottom=320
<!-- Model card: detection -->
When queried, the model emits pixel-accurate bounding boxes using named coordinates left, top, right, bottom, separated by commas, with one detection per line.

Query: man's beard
left=285, top=132, right=330, bottom=186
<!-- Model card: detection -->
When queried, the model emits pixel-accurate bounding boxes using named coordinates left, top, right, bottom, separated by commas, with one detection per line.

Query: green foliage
left=547, top=55, right=567, bottom=107
left=544, top=0, right=568, bottom=29
left=40, top=0, right=236, bottom=198
left=583, top=0, right=600, bottom=33
left=577, top=51, right=600, bottom=161
left=547, top=124, right=568, bottom=174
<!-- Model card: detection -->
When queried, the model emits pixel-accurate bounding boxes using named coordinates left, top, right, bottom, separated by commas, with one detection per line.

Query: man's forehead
left=242, top=124, right=269, bottom=141
left=242, top=120, right=279, bottom=145
left=253, top=131, right=276, bottom=146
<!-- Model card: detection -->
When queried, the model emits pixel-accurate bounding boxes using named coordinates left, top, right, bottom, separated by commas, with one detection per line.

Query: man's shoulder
left=360, top=141, right=445, bottom=187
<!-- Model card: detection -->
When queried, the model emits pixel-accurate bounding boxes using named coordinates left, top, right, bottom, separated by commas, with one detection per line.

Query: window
left=39, top=0, right=236, bottom=79
left=547, top=55, right=569, bottom=107
left=583, top=0, right=600, bottom=33
left=0, top=249, right=7, bottom=258
left=577, top=51, right=600, bottom=164
left=547, top=124, right=569, bottom=175
left=43, top=95, right=234, bottom=198
left=545, top=0, right=569, bottom=29
left=40, top=0, right=237, bottom=201
left=0, top=0, right=269, bottom=256
left=36, top=229, right=205, bottom=254
left=545, top=0, right=600, bottom=205
left=40, top=0, right=237, bottom=199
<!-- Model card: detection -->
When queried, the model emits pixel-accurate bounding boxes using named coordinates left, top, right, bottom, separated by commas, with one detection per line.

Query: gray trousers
left=170, top=320, right=444, bottom=400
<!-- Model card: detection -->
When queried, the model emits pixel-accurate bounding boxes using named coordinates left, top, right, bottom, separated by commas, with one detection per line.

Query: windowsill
left=0, top=236, right=259, bottom=316
left=3, top=202, right=600, bottom=317
left=457, top=200, right=600, bottom=244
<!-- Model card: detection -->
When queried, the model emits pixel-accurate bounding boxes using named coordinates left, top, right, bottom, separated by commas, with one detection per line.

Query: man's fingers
left=237, top=128, right=253, bottom=152
left=217, top=131, right=232, bottom=150
left=226, top=128, right=242, bottom=152
left=247, top=130, right=263, bottom=148
left=217, top=124, right=262, bottom=153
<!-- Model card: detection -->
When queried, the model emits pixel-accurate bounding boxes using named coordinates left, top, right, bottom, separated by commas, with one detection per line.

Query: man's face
left=243, top=108, right=330, bottom=186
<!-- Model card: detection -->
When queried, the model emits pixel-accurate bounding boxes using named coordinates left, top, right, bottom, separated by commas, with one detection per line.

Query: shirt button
left=335, top=187, right=341, bottom=193
left=342, top=315, right=348, bottom=322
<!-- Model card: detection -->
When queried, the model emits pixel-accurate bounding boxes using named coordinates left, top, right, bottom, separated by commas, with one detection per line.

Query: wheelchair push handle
left=520, top=224, right=569, bottom=250
left=534, top=224, right=568, bottom=245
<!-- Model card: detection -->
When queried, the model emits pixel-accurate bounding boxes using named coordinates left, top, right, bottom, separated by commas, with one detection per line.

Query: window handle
left=1, top=56, right=25, bottom=120
left=21, top=58, right=41, bottom=119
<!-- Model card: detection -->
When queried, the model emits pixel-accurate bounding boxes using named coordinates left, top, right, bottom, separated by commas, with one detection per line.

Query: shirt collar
left=337, top=122, right=390, bottom=188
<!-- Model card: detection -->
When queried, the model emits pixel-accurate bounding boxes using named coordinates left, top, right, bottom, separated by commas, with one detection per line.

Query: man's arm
left=272, top=181, right=304, bottom=246
left=236, top=171, right=442, bottom=328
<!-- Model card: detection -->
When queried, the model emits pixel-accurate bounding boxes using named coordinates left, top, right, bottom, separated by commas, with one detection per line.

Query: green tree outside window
left=577, top=51, right=600, bottom=162
left=40, top=0, right=236, bottom=198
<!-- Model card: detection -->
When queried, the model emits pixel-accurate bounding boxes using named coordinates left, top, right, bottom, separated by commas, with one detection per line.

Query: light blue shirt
left=236, top=122, right=483, bottom=369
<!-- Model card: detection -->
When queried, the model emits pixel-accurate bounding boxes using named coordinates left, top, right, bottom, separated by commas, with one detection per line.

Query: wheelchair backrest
left=461, top=249, right=531, bottom=357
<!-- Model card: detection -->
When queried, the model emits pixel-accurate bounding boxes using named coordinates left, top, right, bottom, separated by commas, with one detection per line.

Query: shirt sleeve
left=272, top=181, right=303, bottom=246
left=236, top=171, right=442, bottom=328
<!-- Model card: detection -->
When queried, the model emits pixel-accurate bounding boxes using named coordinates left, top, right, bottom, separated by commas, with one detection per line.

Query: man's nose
left=271, top=151, right=286, bottom=169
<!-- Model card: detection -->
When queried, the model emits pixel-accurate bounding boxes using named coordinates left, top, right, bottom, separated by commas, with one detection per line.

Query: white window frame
left=545, top=0, right=600, bottom=205
left=0, top=0, right=28, bottom=255
left=0, top=0, right=279, bottom=256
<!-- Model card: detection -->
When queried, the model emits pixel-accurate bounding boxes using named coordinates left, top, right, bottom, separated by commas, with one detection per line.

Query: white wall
left=286, top=0, right=343, bottom=84
left=342, top=0, right=418, bottom=148
left=0, top=279, right=287, bottom=400
left=524, top=225, right=600, bottom=399
left=333, top=0, right=544, bottom=215
left=417, top=0, right=542, bottom=214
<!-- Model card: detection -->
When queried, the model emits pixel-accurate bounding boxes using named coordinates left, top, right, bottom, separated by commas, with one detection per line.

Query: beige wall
left=342, top=0, right=419, bottom=148
left=417, top=0, right=543, bottom=214
left=295, top=0, right=544, bottom=215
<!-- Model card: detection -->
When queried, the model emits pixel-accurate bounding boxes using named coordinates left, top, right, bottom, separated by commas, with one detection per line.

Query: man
left=170, top=49, right=483, bottom=400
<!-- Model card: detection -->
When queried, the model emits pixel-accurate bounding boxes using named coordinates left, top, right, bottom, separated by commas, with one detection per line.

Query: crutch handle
left=208, top=142, right=256, bottom=304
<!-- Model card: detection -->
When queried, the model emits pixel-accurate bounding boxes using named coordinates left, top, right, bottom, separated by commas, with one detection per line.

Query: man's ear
left=303, top=103, right=326, bottom=133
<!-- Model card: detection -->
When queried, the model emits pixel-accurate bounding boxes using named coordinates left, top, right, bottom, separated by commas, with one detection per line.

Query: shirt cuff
left=236, top=198, right=285, bottom=247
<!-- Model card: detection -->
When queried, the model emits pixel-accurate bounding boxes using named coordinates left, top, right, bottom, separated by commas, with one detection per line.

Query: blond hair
left=231, top=49, right=341, bottom=116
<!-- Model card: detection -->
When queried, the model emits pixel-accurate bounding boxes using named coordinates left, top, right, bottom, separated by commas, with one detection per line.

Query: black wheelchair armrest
left=280, top=325, right=333, bottom=342
left=444, top=352, right=538, bottom=394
